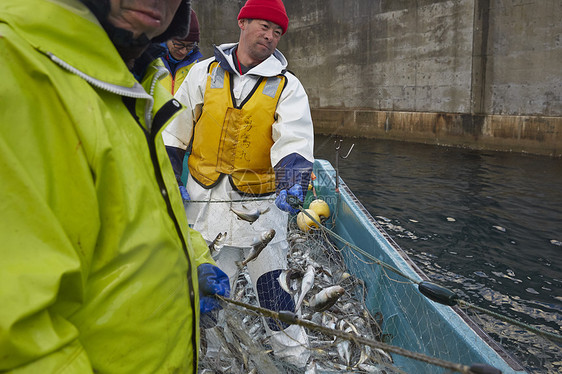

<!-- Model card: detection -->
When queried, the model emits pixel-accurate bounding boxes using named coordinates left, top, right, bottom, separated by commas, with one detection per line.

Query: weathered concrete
left=312, top=109, right=561, bottom=156
left=192, top=0, right=562, bottom=156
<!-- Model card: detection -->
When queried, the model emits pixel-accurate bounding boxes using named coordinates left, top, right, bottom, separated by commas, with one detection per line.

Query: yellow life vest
left=189, top=61, right=287, bottom=195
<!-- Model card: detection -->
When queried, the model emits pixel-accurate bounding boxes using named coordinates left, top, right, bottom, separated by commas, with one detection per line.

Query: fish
left=338, top=318, right=359, bottom=335
left=278, top=268, right=303, bottom=295
left=337, top=339, right=351, bottom=366
left=337, top=271, right=352, bottom=284
left=356, top=346, right=371, bottom=368
left=374, top=347, right=393, bottom=364
left=230, top=205, right=270, bottom=224
left=358, top=363, right=386, bottom=373
left=295, top=264, right=315, bottom=311
left=235, top=229, right=276, bottom=268
left=337, top=320, right=358, bottom=366
left=305, top=359, right=318, bottom=374
left=308, top=285, right=345, bottom=312
left=288, top=231, right=308, bottom=245
left=322, top=313, right=338, bottom=330
left=493, top=225, right=506, bottom=232
left=208, top=231, right=227, bottom=254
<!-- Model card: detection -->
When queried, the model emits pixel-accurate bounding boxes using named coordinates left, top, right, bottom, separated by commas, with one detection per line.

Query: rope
left=188, top=197, right=275, bottom=203
left=299, top=207, right=421, bottom=285
left=218, top=296, right=484, bottom=374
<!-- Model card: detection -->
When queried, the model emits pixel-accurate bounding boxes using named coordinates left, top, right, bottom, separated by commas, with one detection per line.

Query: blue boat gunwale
left=311, top=159, right=526, bottom=373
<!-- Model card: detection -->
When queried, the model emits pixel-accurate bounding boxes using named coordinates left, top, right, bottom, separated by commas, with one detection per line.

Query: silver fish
left=356, top=345, right=371, bottom=368
left=236, top=229, right=275, bottom=268
left=208, top=231, right=227, bottom=254
left=322, top=313, right=338, bottom=330
left=358, top=363, right=386, bottom=373
left=295, top=264, right=315, bottom=311
left=374, top=347, right=393, bottom=364
left=304, top=359, right=318, bottom=374
left=308, top=285, right=345, bottom=312
left=230, top=205, right=270, bottom=224
left=278, top=268, right=303, bottom=295
left=338, top=318, right=359, bottom=335
left=337, top=339, right=351, bottom=366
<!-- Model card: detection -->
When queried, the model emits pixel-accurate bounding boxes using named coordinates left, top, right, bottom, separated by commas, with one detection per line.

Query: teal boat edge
left=310, top=159, right=527, bottom=374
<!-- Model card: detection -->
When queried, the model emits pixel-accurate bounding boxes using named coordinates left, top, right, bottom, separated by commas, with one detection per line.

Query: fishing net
left=197, top=203, right=502, bottom=372
left=196, top=166, right=561, bottom=374
left=199, top=217, right=405, bottom=374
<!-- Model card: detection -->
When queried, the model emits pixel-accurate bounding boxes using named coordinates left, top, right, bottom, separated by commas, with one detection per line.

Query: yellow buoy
left=297, top=209, right=320, bottom=232
left=309, top=199, right=330, bottom=220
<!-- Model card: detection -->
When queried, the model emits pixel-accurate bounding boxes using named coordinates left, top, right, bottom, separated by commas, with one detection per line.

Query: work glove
left=198, top=263, right=230, bottom=314
left=179, top=185, right=190, bottom=201
left=275, top=183, right=303, bottom=215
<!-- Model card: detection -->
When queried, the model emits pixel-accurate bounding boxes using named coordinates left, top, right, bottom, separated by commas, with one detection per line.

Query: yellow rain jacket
left=0, top=0, right=213, bottom=372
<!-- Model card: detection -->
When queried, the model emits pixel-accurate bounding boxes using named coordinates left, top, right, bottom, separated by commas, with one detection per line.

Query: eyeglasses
left=171, top=40, right=197, bottom=51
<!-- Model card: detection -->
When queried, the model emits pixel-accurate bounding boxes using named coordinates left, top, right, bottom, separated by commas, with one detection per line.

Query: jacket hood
left=213, top=43, right=288, bottom=77
left=1, top=0, right=136, bottom=87
left=78, top=0, right=192, bottom=68
left=79, top=0, right=192, bottom=44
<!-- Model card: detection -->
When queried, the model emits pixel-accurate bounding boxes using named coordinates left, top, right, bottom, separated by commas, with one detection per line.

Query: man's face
left=239, top=19, right=283, bottom=64
left=167, top=39, right=196, bottom=60
left=107, top=0, right=182, bottom=39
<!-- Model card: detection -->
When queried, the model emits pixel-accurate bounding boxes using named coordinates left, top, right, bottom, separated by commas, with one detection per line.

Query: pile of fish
left=199, top=218, right=403, bottom=374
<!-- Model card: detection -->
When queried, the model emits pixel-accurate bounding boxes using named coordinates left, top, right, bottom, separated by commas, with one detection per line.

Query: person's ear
left=238, top=19, right=246, bottom=30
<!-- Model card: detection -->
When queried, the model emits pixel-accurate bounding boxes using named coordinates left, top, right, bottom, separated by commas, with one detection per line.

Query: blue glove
left=198, top=263, right=230, bottom=314
left=179, top=185, right=190, bottom=201
left=275, top=183, right=303, bottom=214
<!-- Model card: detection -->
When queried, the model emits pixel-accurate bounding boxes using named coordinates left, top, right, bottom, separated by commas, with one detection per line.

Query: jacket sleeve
left=186, top=226, right=216, bottom=267
left=0, top=26, right=96, bottom=372
left=1, top=100, right=95, bottom=373
left=162, top=60, right=208, bottom=184
left=165, top=145, right=187, bottom=186
left=162, top=59, right=208, bottom=150
left=270, top=72, right=315, bottom=168
left=0, top=188, right=94, bottom=373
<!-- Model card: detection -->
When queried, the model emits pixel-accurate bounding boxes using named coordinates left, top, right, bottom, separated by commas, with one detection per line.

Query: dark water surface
left=314, top=135, right=562, bottom=373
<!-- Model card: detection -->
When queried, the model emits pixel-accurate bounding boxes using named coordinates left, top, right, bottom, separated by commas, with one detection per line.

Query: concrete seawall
left=312, top=109, right=561, bottom=156
left=193, top=0, right=562, bottom=157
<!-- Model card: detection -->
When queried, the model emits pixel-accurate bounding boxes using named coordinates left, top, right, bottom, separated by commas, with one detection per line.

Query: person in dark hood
left=0, top=0, right=229, bottom=372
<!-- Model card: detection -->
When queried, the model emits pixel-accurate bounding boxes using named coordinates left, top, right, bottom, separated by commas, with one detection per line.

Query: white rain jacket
left=163, top=44, right=314, bottom=248
left=164, top=43, right=314, bottom=169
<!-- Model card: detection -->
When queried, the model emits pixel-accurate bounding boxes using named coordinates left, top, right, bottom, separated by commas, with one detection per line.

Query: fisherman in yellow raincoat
left=0, top=0, right=229, bottom=372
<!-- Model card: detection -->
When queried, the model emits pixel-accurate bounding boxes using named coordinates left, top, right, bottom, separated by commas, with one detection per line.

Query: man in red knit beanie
left=164, top=0, right=314, bottom=367
left=237, top=0, right=289, bottom=34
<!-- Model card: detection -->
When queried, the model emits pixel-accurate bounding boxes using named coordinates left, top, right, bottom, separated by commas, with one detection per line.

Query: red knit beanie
left=237, top=0, right=289, bottom=35
left=179, top=10, right=200, bottom=42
